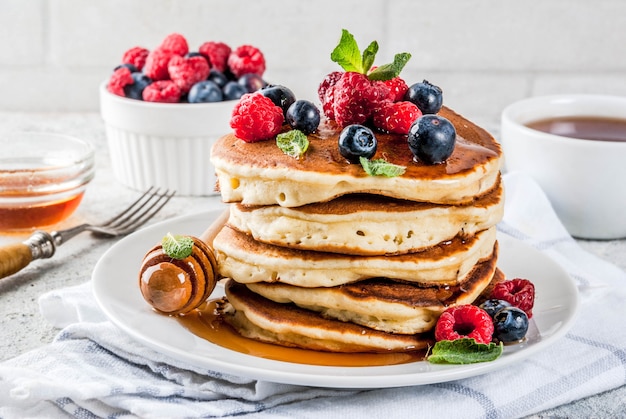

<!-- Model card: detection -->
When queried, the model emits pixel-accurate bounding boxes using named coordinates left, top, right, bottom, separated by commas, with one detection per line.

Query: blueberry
left=238, top=73, right=267, bottom=93
left=408, top=115, right=456, bottom=164
left=260, top=85, right=296, bottom=116
left=222, top=81, right=247, bottom=101
left=479, top=299, right=512, bottom=318
left=184, top=51, right=203, bottom=58
left=338, top=124, right=377, bottom=163
left=404, top=80, right=443, bottom=114
left=286, top=100, right=320, bottom=134
left=493, top=306, right=529, bottom=343
left=188, top=80, right=223, bottom=103
left=208, top=69, right=229, bottom=88
left=123, top=72, right=152, bottom=100
left=114, top=63, right=138, bottom=73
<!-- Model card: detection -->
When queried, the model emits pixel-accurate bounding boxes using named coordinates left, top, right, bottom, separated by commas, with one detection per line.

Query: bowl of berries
left=100, top=33, right=268, bottom=196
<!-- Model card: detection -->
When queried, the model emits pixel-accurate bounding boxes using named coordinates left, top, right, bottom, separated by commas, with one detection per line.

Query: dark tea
left=526, top=116, right=626, bottom=142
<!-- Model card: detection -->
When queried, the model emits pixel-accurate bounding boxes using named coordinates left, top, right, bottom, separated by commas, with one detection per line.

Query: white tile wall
left=0, top=0, right=625, bottom=127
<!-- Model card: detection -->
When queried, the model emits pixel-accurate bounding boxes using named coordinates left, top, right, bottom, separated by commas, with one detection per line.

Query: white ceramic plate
left=92, top=210, right=579, bottom=388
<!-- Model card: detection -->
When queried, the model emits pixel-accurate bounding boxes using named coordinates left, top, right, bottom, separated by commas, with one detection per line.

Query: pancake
left=210, top=107, right=502, bottom=208
left=220, top=279, right=433, bottom=353
left=213, top=225, right=497, bottom=287
left=228, top=178, right=503, bottom=256
left=246, top=244, right=500, bottom=334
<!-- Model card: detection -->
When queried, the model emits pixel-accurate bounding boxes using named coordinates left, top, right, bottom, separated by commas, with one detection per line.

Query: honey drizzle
left=176, top=300, right=426, bottom=367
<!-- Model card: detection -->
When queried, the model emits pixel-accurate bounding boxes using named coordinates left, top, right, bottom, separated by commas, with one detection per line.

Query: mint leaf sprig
left=427, top=338, right=504, bottom=364
left=276, top=129, right=310, bottom=159
left=359, top=156, right=406, bottom=177
left=330, top=29, right=411, bottom=81
left=162, top=233, right=194, bottom=260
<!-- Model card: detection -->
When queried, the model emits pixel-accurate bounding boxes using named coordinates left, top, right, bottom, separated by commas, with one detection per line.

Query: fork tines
left=103, top=187, right=176, bottom=233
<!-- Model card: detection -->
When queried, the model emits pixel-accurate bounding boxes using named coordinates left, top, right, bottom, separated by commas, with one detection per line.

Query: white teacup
left=501, top=94, right=626, bottom=240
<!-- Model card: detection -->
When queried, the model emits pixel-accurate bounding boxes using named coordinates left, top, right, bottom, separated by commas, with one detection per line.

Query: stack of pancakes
left=209, top=106, right=504, bottom=353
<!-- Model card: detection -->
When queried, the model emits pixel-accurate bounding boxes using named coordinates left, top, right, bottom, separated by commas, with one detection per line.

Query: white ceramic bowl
left=501, top=94, right=626, bottom=239
left=100, top=82, right=235, bottom=196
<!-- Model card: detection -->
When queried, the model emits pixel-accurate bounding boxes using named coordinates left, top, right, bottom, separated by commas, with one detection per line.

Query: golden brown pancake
left=220, top=279, right=433, bottom=353
left=213, top=224, right=497, bottom=287
left=245, top=244, right=499, bottom=334
left=228, top=178, right=503, bottom=256
left=210, top=107, right=502, bottom=207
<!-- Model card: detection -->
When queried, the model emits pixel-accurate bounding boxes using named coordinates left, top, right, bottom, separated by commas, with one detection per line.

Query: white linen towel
left=1, top=172, right=626, bottom=419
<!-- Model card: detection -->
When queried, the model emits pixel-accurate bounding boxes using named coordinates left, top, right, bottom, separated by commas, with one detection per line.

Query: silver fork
left=0, top=187, right=175, bottom=279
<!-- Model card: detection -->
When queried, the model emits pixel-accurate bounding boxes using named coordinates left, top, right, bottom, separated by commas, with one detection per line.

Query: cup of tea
left=500, top=94, right=626, bottom=239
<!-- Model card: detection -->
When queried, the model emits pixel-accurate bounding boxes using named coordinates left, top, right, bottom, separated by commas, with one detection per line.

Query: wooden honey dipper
left=138, top=208, right=229, bottom=315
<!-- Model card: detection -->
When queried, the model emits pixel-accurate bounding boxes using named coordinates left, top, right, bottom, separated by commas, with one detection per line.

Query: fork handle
left=0, top=243, right=33, bottom=279
left=0, top=231, right=56, bottom=279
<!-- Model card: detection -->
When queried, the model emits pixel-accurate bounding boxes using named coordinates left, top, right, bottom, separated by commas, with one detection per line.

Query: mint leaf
left=427, top=339, right=503, bottom=364
left=361, top=40, right=379, bottom=74
left=162, top=233, right=194, bottom=260
left=277, top=129, right=309, bottom=159
left=359, top=156, right=406, bottom=177
left=330, top=29, right=364, bottom=73
left=368, top=52, right=412, bottom=81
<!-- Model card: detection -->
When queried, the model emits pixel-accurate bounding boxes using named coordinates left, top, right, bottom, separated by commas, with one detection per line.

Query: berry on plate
left=408, top=114, right=457, bottom=164
left=332, top=72, right=390, bottom=127
left=490, top=278, right=536, bottom=318
left=493, top=306, right=529, bottom=343
left=404, top=80, right=443, bottom=115
left=381, top=76, right=409, bottom=102
left=338, top=124, right=378, bottom=163
left=372, top=101, right=422, bottom=134
left=479, top=299, right=513, bottom=318
left=319, top=29, right=410, bottom=128
left=434, top=305, right=494, bottom=344
left=286, top=100, right=321, bottom=135
left=230, top=92, right=284, bottom=142
left=318, top=71, right=343, bottom=120
left=260, top=85, right=296, bottom=117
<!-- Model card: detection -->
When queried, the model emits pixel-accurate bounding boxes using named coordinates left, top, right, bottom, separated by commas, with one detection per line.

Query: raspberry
left=373, top=101, right=422, bottom=134
left=199, top=41, right=231, bottom=73
left=143, top=48, right=176, bottom=81
left=227, top=45, right=266, bottom=78
left=434, top=305, right=494, bottom=344
left=332, top=72, right=390, bottom=127
left=318, top=71, right=343, bottom=120
left=159, top=33, right=189, bottom=56
left=121, top=46, right=149, bottom=71
left=381, top=77, right=409, bottom=102
left=318, top=71, right=343, bottom=104
left=107, top=67, right=134, bottom=97
left=230, top=92, right=284, bottom=142
left=168, top=55, right=210, bottom=94
left=142, top=80, right=181, bottom=103
left=490, top=279, right=536, bottom=318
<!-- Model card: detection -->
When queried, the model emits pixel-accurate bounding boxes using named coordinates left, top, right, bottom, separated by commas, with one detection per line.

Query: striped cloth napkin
left=1, top=171, right=626, bottom=419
